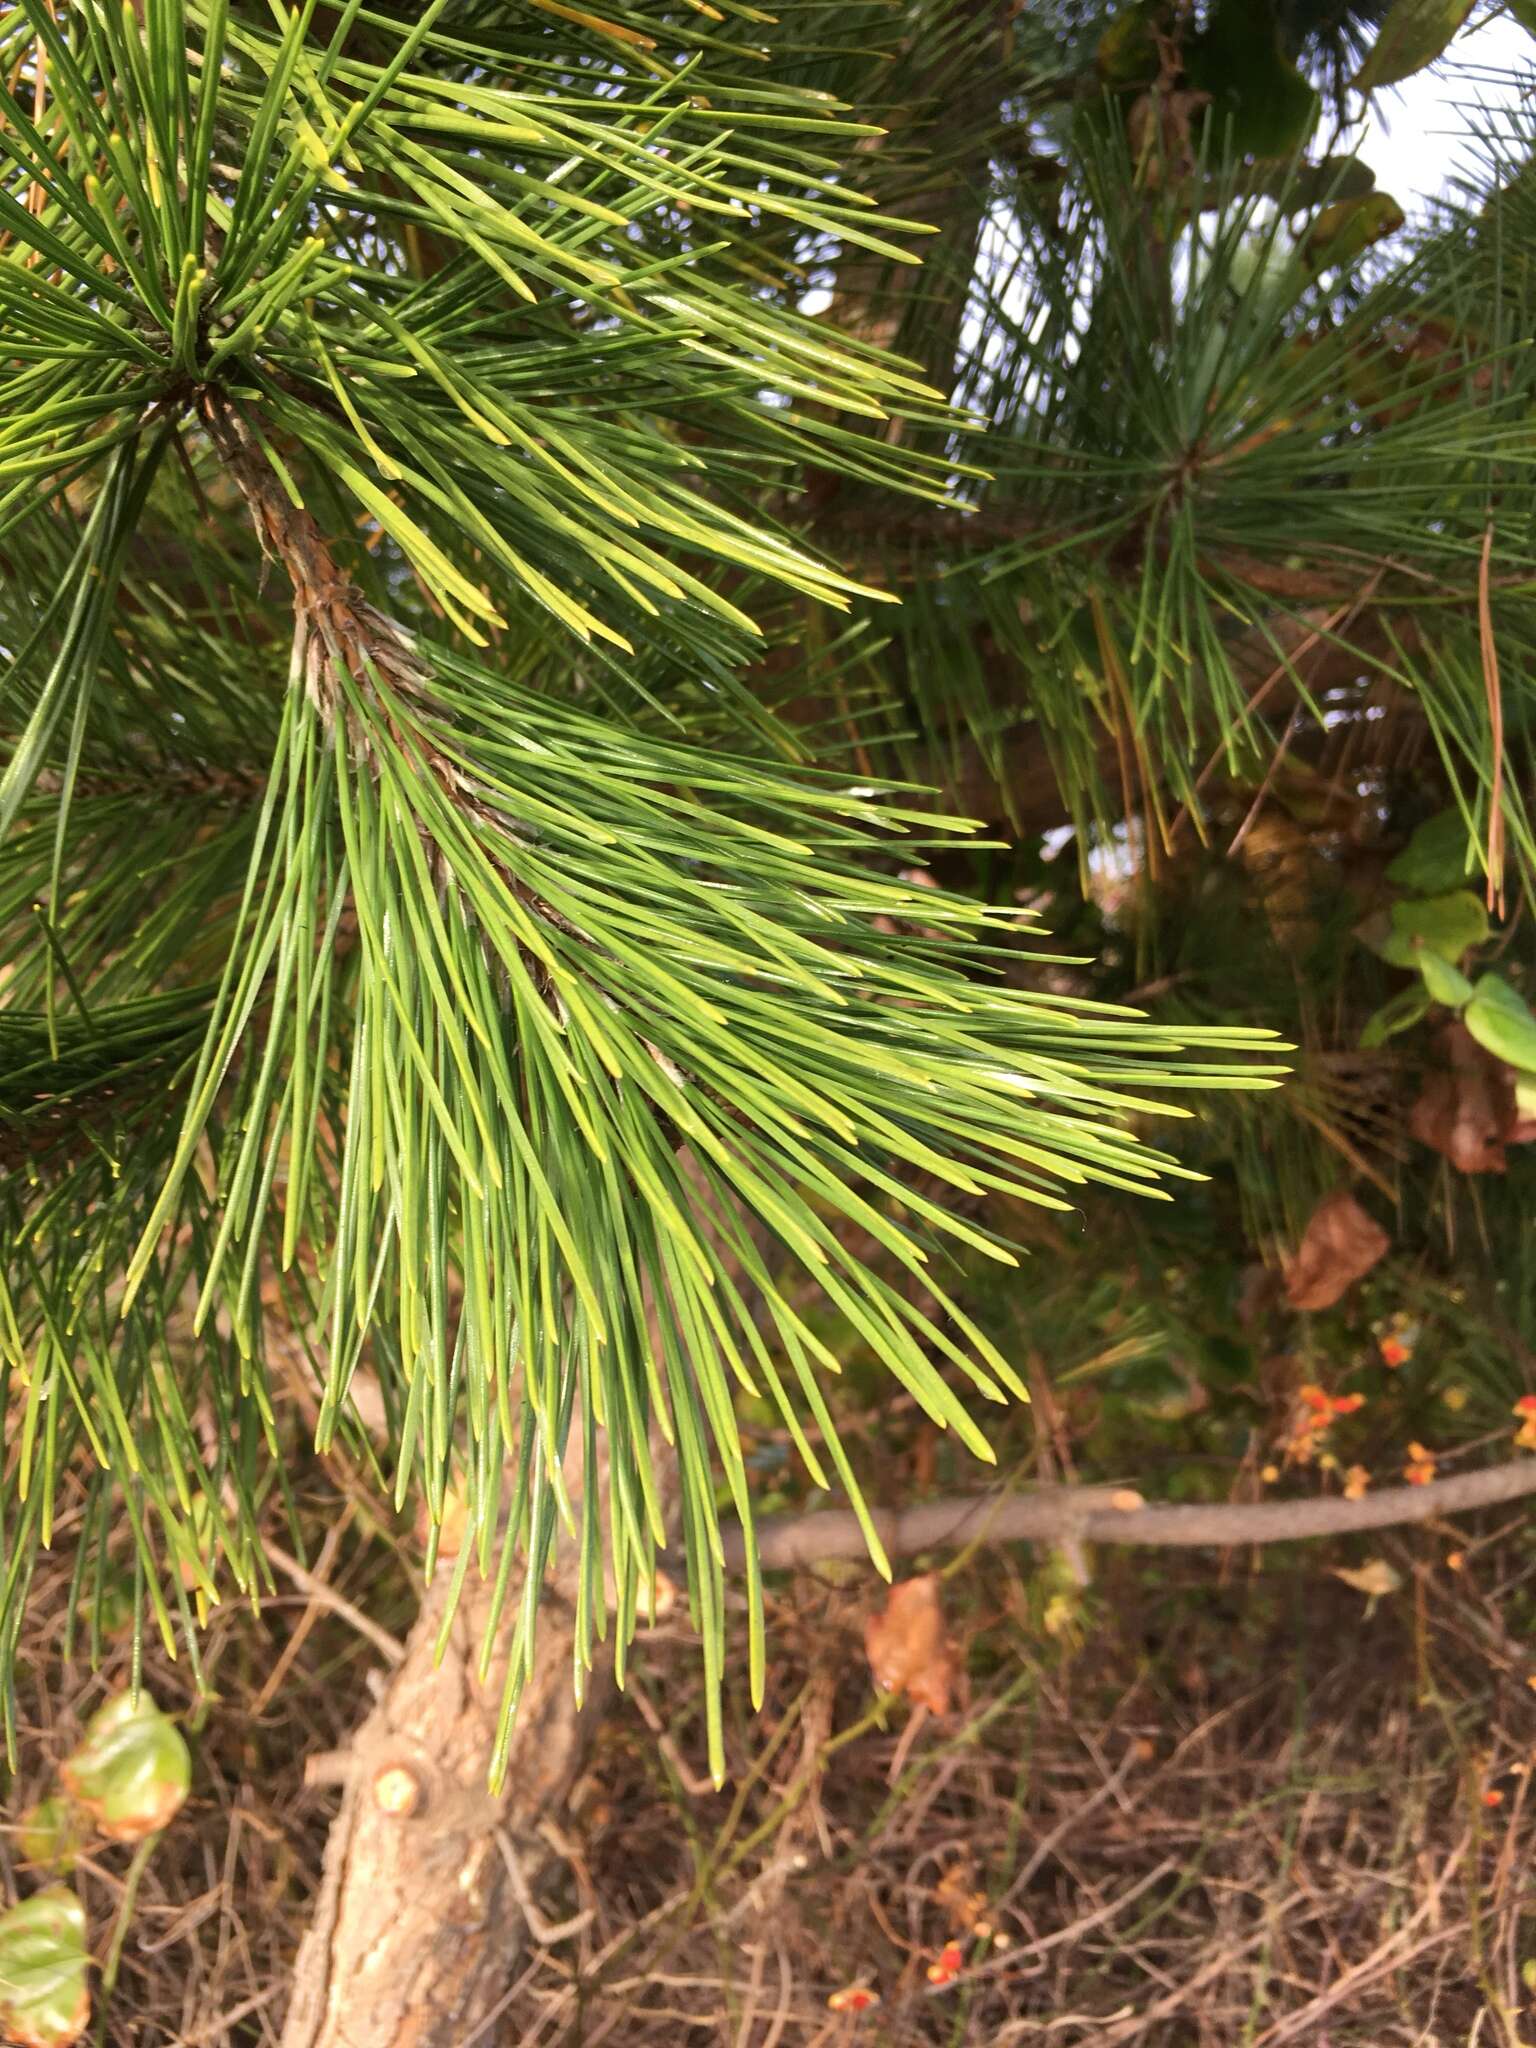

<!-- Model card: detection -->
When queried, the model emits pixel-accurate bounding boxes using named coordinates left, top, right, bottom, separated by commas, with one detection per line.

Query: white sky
left=1355, top=9, right=1534, bottom=207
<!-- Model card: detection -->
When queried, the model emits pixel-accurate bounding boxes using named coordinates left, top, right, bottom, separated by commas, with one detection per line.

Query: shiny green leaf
left=59, top=1692, right=190, bottom=1844
left=0, top=1889, right=90, bottom=2048
left=1464, top=975, right=1536, bottom=1071
left=1418, top=950, right=1475, bottom=1008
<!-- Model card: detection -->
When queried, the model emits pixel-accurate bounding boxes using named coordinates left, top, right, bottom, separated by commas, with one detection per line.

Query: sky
left=1356, top=9, right=1534, bottom=208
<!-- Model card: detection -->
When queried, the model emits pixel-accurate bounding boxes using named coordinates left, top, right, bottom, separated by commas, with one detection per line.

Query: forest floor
left=7, top=1461, right=1536, bottom=2048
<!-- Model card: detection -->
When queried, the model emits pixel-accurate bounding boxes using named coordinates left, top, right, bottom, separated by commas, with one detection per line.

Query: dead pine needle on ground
left=5, top=1483, right=1536, bottom=2048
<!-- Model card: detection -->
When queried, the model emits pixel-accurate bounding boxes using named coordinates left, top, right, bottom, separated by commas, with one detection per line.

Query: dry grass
left=3, top=1494, right=1536, bottom=2046
left=502, top=1540, right=1536, bottom=2047
left=0, top=1478, right=406, bottom=2048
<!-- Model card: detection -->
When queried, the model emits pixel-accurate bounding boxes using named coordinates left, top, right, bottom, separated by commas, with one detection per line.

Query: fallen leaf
left=60, top=1691, right=190, bottom=1844
left=1333, top=1558, right=1403, bottom=1599
left=13, top=1802, right=85, bottom=1882
left=934, top=1857, right=987, bottom=1934
left=864, top=1574, right=956, bottom=1716
left=1404, top=1442, right=1437, bottom=1486
left=0, top=1889, right=90, bottom=2048
left=1282, top=1190, right=1391, bottom=1311
left=1409, top=1022, right=1519, bottom=1174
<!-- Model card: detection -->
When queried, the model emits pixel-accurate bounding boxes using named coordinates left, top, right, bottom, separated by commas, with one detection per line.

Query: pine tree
left=3, top=0, right=1534, bottom=2038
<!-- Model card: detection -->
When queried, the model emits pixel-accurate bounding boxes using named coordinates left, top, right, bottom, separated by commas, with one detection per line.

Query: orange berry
left=926, top=1941, right=964, bottom=1986
left=828, top=1985, right=880, bottom=2013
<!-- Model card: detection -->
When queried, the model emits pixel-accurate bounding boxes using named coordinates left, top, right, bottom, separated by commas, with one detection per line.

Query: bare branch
left=722, top=1459, right=1536, bottom=1572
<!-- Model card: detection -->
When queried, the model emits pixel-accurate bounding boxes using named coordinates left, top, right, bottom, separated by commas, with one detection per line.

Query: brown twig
left=263, top=1539, right=405, bottom=1667
left=723, top=1458, right=1536, bottom=1572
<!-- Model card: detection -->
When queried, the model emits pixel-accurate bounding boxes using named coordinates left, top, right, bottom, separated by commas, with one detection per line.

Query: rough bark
left=277, top=1256, right=710, bottom=2045
left=279, top=1546, right=599, bottom=2048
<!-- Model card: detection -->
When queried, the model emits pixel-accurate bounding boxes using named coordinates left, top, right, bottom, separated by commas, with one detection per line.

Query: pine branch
left=145, top=396, right=1283, bottom=1781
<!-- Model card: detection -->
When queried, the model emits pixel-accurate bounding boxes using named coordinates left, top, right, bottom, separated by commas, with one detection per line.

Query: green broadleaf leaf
left=1246, top=156, right=1376, bottom=211
left=1418, top=950, right=1475, bottom=1008
left=1302, top=191, right=1406, bottom=270
left=59, top=1691, right=190, bottom=1844
left=1353, top=0, right=1477, bottom=92
left=14, top=1804, right=84, bottom=1881
left=1360, top=985, right=1432, bottom=1048
left=1464, top=974, right=1536, bottom=1071
left=1378, top=890, right=1489, bottom=967
left=1187, top=0, right=1320, bottom=158
left=0, top=1888, right=90, bottom=2048
left=1386, top=809, right=1476, bottom=894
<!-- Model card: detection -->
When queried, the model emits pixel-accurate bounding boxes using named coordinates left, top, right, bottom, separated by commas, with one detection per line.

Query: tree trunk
left=279, top=1545, right=601, bottom=2048
left=279, top=1160, right=733, bottom=2044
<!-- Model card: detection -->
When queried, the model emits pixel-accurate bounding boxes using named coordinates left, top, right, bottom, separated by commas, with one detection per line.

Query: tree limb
left=723, top=1458, right=1536, bottom=1572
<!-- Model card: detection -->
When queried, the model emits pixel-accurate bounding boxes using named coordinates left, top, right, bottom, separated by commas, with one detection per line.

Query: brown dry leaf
left=1282, top=1189, right=1391, bottom=1312
left=1409, top=1021, right=1519, bottom=1175
left=935, top=1856, right=987, bottom=1934
left=864, top=1574, right=956, bottom=1715
left=1333, top=1558, right=1403, bottom=1599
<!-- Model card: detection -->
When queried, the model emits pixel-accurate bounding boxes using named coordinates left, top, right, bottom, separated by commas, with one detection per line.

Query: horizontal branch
left=722, top=1458, right=1536, bottom=1571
